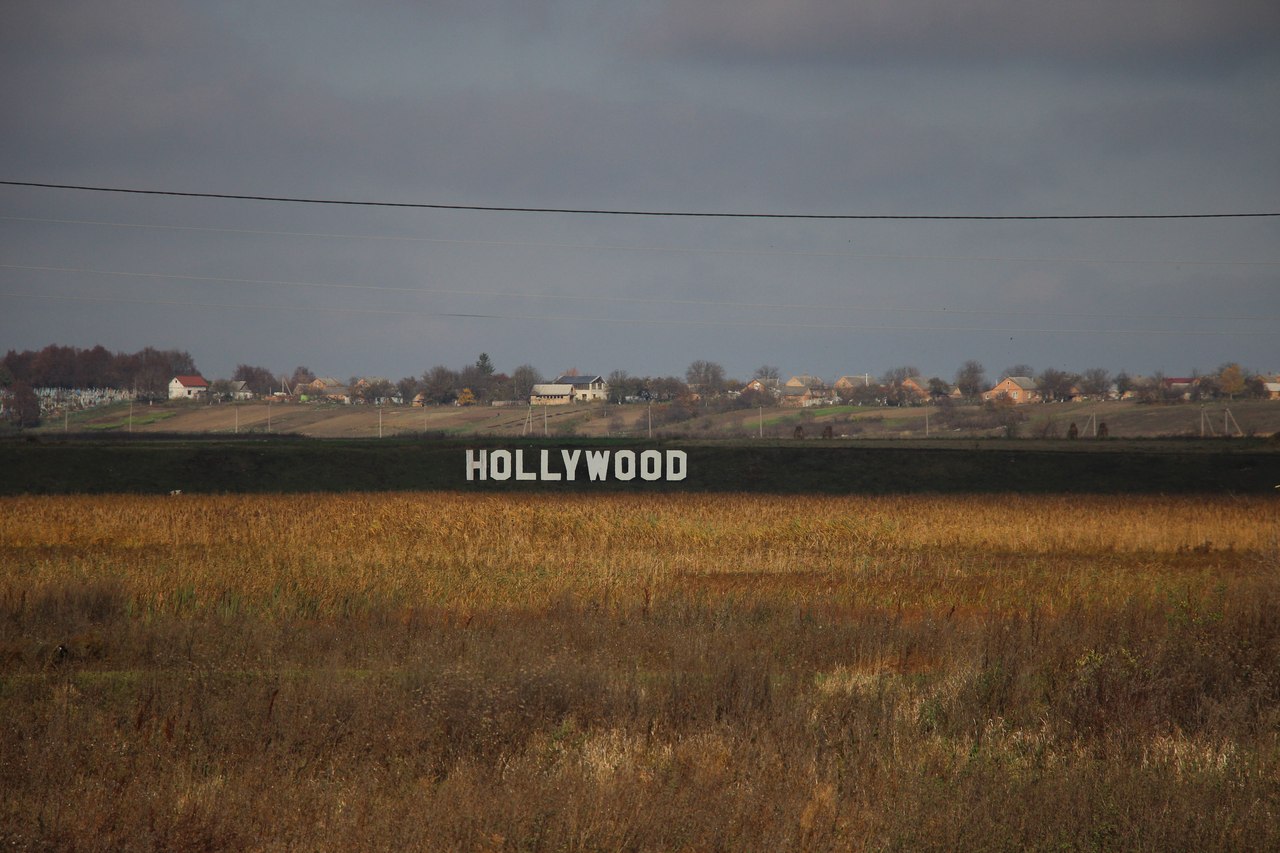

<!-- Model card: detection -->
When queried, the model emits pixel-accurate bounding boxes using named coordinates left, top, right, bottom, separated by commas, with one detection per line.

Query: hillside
left=32, top=397, right=1280, bottom=441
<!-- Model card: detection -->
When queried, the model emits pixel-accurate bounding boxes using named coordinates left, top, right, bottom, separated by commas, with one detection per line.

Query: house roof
left=1002, top=376, right=1038, bottom=391
left=172, top=375, right=208, bottom=388
left=786, top=374, right=823, bottom=387
left=834, top=375, right=871, bottom=387
left=553, top=375, right=604, bottom=386
left=532, top=384, right=573, bottom=395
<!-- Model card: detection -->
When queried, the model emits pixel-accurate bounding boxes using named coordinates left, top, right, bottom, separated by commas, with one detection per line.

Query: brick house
left=982, top=376, right=1041, bottom=404
left=900, top=376, right=931, bottom=401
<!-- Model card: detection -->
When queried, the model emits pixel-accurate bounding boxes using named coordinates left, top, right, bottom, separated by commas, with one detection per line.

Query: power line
left=4, top=215, right=1277, bottom=266
left=4, top=180, right=1278, bottom=220
left=4, top=290, right=1272, bottom=336
left=6, top=262, right=1276, bottom=324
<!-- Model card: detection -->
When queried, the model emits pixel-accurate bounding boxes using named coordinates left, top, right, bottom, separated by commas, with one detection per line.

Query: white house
left=168, top=375, right=209, bottom=400
left=558, top=375, right=608, bottom=401
left=530, top=375, right=609, bottom=405
left=226, top=380, right=254, bottom=401
left=530, top=383, right=574, bottom=405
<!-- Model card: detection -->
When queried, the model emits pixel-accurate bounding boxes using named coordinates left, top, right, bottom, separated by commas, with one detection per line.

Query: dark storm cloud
left=1, top=0, right=1276, bottom=382
left=646, top=0, right=1280, bottom=66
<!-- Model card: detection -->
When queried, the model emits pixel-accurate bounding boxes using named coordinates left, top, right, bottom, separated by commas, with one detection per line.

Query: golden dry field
left=2, top=492, right=1279, bottom=850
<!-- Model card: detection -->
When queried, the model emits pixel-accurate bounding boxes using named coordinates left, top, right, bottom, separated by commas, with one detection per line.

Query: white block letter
left=640, top=450, right=662, bottom=481
left=584, top=450, right=611, bottom=481
left=515, top=449, right=536, bottom=481
left=614, top=450, right=636, bottom=481
left=540, top=449, right=561, bottom=481
left=561, top=449, right=581, bottom=481
left=490, top=449, right=512, bottom=481
left=466, top=449, right=487, bottom=481
left=665, top=450, right=687, bottom=481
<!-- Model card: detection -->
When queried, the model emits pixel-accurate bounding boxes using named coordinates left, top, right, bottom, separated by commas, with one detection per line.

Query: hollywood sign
left=466, top=449, right=687, bottom=482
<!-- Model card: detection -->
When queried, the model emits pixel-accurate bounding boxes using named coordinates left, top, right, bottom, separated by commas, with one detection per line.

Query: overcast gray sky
left=2, top=0, right=1277, bottom=385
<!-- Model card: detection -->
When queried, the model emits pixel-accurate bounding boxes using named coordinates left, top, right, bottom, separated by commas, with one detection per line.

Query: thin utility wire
left=3, top=180, right=1278, bottom=220
left=4, top=215, right=1277, bottom=267
left=4, top=290, right=1272, bottom=336
left=5, top=262, right=1276, bottom=323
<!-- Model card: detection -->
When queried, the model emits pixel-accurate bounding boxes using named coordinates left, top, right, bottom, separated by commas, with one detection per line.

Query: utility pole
left=378, top=405, right=383, bottom=438
left=267, top=401, right=272, bottom=433
left=648, top=400, right=652, bottom=439
left=129, top=400, right=133, bottom=433
left=234, top=406, right=239, bottom=434
left=1225, top=408, right=1242, bottom=437
left=759, top=406, right=763, bottom=439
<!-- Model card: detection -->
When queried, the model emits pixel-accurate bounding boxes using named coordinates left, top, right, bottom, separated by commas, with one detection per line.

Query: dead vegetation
left=2, top=493, right=1278, bottom=850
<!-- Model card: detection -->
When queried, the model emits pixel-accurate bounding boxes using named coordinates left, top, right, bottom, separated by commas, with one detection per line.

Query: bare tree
left=421, top=366, right=459, bottom=405
left=459, top=363, right=493, bottom=401
left=1079, top=368, right=1111, bottom=398
left=233, top=364, right=277, bottom=396
left=396, top=376, right=420, bottom=403
left=290, top=366, right=317, bottom=389
left=511, top=364, right=543, bottom=401
left=5, top=381, right=40, bottom=427
left=752, top=365, right=781, bottom=387
left=953, top=360, right=986, bottom=399
left=1037, top=368, right=1078, bottom=402
left=1004, top=364, right=1034, bottom=380
left=685, top=360, right=726, bottom=397
left=881, top=365, right=920, bottom=386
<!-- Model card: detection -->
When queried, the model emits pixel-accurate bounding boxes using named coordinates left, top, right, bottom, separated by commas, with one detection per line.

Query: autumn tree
left=456, top=388, right=477, bottom=406
left=1218, top=363, right=1246, bottom=400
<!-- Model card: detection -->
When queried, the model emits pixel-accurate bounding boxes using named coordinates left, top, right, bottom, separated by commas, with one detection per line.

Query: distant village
left=2, top=343, right=1278, bottom=427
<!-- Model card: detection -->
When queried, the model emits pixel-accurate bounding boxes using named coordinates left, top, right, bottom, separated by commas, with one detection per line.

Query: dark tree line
left=2, top=344, right=198, bottom=399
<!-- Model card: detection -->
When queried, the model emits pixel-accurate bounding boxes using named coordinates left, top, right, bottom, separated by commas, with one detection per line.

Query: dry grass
left=2, top=493, right=1278, bottom=851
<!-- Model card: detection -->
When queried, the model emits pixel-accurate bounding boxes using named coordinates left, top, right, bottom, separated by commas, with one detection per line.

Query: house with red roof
left=168, top=375, right=209, bottom=400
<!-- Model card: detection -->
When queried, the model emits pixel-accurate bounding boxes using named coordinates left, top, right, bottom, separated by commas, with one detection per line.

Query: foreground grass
left=1, top=494, right=1278, bottom=850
